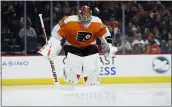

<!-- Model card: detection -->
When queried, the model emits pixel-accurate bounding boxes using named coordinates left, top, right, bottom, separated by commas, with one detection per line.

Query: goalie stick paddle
left=38, top=14, right=60, bottom=85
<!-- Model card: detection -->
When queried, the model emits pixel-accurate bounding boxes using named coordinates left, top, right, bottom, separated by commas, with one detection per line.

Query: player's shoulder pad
left=63, top=15, right=79, bottom=24
left=91, top=16, right=102, bottom=23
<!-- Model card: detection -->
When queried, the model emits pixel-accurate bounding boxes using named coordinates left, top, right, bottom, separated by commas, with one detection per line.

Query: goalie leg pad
left=63, top=67, right=81, bottom=84
left=81, top=53, right=100, bottom=85
left=84, top=73, right=100, bottom=85
left=65, top=52, right=83, bottom=75
left=63, top=52, right=83, bottom=84
left=82, top=53, right=100, bottom=77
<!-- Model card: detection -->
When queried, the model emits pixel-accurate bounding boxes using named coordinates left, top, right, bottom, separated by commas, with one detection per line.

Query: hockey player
left=39, top=5, right=118, bottom=85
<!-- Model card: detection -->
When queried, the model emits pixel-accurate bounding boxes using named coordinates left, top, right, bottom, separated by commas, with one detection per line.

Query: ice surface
left=2, top=83, right=171, bottom=106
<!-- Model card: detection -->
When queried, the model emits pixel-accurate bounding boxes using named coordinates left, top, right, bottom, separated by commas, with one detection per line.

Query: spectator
left=167, top=39, right=172, bottom=53
left=1, top=2, right=8, bottom=28
left=19, top=17, right=38, bottom=54
left=99, top=8, right=111, bottom=21
left=62, top=1, right=71, bottom=16
left=125, top=22, right=133, bottom=40
left=42, top=3, right=51, bottom=36
left=161, top=39, right=172, bottom=53
left=5, top=5, right=19, bottom=36
left=131, top=25, right=137, bottom=37
left=1, top=1, right=172, bottom=55
left=131, top=33, right=145, bottom=53
left=145, top=33, right=160, bottom=46
left=146, top=40, right=161, bottom=54
left=107, top=16, right=120, bottom=37
left=153, top=26, right=162, bottom=41
left=54, top=2, right=61, bottom=13
left=113, top=34, right=132, bottom=54
left=54, top=2, right=63, bottom=23
left=168, top=30, right=172, bottom=40
left=13, top=1, right=24, bottom=19
left=117, top=39, right=132, bottom=54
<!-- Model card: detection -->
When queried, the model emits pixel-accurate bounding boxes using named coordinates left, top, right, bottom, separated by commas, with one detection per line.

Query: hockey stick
left=38, top=14, right=60, bottom=86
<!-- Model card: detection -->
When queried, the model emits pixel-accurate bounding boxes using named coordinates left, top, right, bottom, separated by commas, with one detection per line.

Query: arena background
left=1, top=1, right=172, bottom=106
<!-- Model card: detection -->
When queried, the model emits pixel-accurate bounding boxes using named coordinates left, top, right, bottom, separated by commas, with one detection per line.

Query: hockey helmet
left=78, top=5, right=92, bottom=24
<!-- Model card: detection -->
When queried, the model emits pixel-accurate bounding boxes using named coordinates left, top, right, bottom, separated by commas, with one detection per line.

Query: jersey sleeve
left=97, top=23, right=112, bottom=44
left=52, top=16, right=69, bottom=39
left=97, top=23, right=111, bottom=38
left=58, top=25, right=68, bottom=39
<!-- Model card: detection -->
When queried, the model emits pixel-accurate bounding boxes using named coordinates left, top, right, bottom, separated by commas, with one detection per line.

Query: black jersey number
left=76, top=31, right=93, bottom=42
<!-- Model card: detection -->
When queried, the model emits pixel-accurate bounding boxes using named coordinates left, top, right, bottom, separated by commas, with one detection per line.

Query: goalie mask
left=78, top=5, right=92, bottom=24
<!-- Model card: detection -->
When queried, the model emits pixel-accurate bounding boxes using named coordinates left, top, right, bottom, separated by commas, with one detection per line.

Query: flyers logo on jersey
left=76, top=31, right=93, bottom=42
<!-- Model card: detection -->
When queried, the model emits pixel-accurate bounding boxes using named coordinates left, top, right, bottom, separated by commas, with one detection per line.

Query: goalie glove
left=108, top=43, right=118, bottom=57
left=104, top=43, right=118, bottom=57
left=99, top=36, right=118, bottom=58
left=38, top=37, right=62, bottom=58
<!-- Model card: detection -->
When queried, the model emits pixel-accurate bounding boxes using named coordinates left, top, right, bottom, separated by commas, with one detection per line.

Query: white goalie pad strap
left=38, top=37, right=62, bottom=58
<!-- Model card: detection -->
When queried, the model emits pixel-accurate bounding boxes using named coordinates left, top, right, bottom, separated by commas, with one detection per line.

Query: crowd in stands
left=1, top=1, right=172, bottom=55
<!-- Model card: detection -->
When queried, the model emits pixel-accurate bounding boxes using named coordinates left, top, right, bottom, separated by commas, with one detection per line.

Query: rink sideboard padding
left=1, top=54, right=171, bottom=85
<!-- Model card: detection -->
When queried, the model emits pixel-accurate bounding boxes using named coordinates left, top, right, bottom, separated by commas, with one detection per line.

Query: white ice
left=2, top=83, right=171, bottom=106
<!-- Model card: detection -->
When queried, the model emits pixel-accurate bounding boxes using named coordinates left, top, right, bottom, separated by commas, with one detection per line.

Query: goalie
left=39, top=5, right=118, bottom=85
